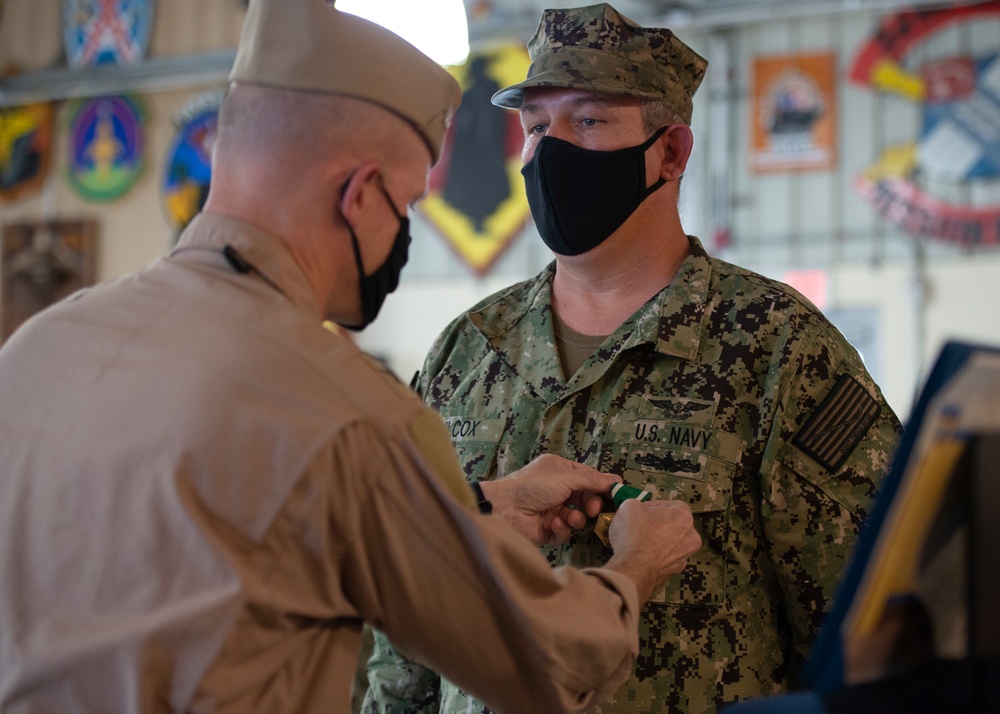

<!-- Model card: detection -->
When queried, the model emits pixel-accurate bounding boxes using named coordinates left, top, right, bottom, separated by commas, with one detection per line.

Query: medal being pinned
left=594, top=482, right=653, bottom=546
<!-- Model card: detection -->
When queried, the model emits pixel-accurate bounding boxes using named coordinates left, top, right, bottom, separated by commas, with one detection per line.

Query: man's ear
left=657, top=123, right=694, bottom=182
left=338, top=161, right=380, bottom=226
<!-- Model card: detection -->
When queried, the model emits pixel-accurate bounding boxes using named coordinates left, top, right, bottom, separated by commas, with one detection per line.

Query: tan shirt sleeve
left=330, top=417, right=640, bottom=713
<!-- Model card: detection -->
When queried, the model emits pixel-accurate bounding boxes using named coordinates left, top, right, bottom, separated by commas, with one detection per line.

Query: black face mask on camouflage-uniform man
left=521, top=125, right=669, bottom=256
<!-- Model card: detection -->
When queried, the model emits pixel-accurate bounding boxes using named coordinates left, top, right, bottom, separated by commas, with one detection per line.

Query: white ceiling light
left=337, top=0, right=470, bottom=67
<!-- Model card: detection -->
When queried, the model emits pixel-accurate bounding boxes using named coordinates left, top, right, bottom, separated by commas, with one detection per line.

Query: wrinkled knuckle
left=690, top=531, right=703, bottom=551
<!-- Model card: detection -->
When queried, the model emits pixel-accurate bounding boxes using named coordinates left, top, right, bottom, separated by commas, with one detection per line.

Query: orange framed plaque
left=751, top=52, right=837, bottom=173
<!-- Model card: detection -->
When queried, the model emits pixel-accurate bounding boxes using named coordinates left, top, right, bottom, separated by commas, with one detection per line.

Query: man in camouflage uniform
left=365, top=3, right=901, bottom=712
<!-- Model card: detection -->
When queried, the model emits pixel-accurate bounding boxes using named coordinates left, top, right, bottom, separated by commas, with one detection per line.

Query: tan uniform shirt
left=0, top=214, right=640, bottom=714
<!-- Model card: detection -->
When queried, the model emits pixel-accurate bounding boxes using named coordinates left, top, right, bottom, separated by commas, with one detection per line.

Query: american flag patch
left=793, top=375, right=880, bottom=471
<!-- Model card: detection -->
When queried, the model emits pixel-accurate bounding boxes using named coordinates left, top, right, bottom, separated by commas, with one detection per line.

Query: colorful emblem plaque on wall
left=850, top=1, right=1000, bottom=249
left=751, top=52, right=837, bottom=173
left=420, top=46, right=532, bottom=275
left=62, top=0, right=155, bottom=69
left=0, top=102, right=55, bottom=202
left=65, top=95, right=146, bottom=201
left=162, top=91, right=222, bottom=239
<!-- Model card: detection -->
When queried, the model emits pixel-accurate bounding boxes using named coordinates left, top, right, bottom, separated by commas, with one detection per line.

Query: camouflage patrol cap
left=491, top=3, right=708, bottom=124
left=229, top=0, right=461, bottom=162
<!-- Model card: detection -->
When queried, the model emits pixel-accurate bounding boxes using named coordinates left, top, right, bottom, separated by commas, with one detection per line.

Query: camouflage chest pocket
left=600, top=396, right=745, bottom=608
left=440, top=415, right=505, bottom=482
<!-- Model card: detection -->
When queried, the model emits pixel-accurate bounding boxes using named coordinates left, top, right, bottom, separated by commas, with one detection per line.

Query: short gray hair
left=641, top=98, right=687, bottom=196
left=640, top=98, right=684, bottom=133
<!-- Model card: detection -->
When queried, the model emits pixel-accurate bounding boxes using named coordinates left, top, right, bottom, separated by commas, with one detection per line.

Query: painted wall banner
left=855, top=176, right=1000, bottom=248
left=850, top=1, right=1000, bottom=248
left=162, top=91, right=222, bottom=240
left=63, top=0, right=154, bottom=69
left=0, top=102, right=54, bottom=202
left=420, top=46, right=532, bottom=275
left=750, top=52, right=837, bottom=173
left=65, top=94, right=146, bottom=202
left=919, top=53, right=1000, bottom=183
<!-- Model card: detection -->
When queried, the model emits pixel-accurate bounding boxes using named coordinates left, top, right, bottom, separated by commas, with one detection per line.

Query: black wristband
left=470, top=481, right=493, bottom=514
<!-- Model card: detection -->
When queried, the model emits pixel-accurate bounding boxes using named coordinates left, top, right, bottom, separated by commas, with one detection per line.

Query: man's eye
left=528, top=124, right=546, bottom=135
left=581, top=117, right=598, bottom=127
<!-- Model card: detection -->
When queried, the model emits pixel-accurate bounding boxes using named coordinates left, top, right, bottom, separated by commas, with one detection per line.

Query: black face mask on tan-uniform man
left=342, top=175, right=412, bottom=331
left=521, top=126, right=668, bottom=256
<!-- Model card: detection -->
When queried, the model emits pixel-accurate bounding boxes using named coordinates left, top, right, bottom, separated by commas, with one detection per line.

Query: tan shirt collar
left=172, top=212, right=321, bottom=319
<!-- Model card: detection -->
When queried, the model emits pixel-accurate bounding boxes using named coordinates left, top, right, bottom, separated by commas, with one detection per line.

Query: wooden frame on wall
left=1, top=219, right=98, bottom=342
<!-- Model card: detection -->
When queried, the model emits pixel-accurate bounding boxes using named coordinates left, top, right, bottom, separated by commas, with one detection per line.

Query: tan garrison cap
left=492, top=3, right=708, bottom=124
left=230, top=0, right=462, bottom=161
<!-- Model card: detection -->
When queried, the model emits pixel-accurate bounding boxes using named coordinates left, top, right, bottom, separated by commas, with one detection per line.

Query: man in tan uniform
left=0, top=2, right=702, bottom=713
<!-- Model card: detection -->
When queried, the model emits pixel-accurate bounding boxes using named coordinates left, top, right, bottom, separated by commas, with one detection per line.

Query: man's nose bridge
left=544, top=117, right=574, bottom=142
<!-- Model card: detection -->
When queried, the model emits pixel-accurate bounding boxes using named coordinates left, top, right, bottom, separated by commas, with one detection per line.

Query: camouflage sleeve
left=362, top=629, right=442, bottom=713
left=758, top=321, right=902, bottom=664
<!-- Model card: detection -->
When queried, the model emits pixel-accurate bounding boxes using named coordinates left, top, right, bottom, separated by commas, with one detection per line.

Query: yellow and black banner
left=421, top=46, right=531, bottom=275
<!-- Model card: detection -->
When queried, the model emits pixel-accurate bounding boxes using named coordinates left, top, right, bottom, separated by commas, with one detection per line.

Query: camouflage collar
left=466, top=236, right=711, bottom=398
left=626, top=234, right=710, bottom=361
left=467, top=265, right=563, bottom=400
left=467, top=262, right=557, bottom=344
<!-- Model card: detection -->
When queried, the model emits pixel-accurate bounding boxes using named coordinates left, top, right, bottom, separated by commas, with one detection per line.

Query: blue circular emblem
left=62, top=0, right=155, bottom=69
left=162, top=92, right=222, bottom=238
left=65, top=94, right=145, bottom=202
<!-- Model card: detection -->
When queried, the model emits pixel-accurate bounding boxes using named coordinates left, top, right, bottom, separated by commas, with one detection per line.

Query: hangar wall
left=2, top=0, right=999, bottom=419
